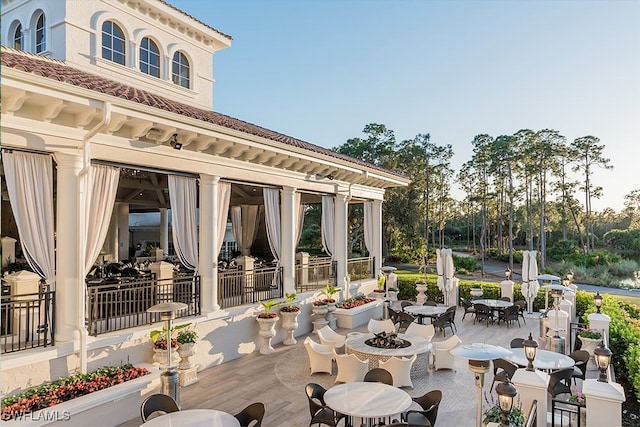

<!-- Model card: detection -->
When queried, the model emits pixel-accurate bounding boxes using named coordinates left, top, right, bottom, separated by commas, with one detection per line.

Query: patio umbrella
left=521, top=251, right=539, bottom=313
left=436, top=249, right=445, bottom=293
left=443, top=249, right=455, bottom=306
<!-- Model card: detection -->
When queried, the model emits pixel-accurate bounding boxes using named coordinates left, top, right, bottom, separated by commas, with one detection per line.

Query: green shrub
left=453, top=255, right=479, bottom=273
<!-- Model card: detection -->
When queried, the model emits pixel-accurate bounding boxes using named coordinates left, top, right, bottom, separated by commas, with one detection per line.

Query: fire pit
left=365, top=331, right=411, bottom=349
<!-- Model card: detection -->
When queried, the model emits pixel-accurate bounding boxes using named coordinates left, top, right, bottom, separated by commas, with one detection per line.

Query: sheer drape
left=294, top=192, right=304, bottom=246
left=3, top=151, right=55, bottom=283
left=168, top=175, right=198, bottom=271
left=83, top=165, right=120, bottom=275
left=321, top=196, right=335, bottom=257
left=263, top=188, right=281, bottom=263
left=214, top=182, right=231, bottom=256
left=363, top=201, right=373, bottom=256
left=231, top=205, right=260, bottom=256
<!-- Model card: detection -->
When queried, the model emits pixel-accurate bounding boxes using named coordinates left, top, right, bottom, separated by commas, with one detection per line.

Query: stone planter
left=333, top=300, right=383, bottom=329
left=152, top=347, right=179, bottom=368
left=387, top=290, right=398, bottom=301
left=177, top=342, right=197, bottom=369
left=470, top=288, right=483, bottom=299
left=280, top=310, right=300, bottom=345
left=312, top=305, right=329, bottom=332
left=326, top=302, right=337, bottom=329
left=256, top=316, right=279, bottom=355
left=415, top=284, right=428, bottom=305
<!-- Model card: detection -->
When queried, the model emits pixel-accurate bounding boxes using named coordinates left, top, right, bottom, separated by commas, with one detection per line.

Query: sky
left=171, top=0, right=640, bottom=212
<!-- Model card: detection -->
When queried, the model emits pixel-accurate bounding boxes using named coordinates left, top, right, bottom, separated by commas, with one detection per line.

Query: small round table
left=141, top=409, right=240, bottom=427
left=504, top=348, right=575, bottom=371
left=404, top=305, right=448, bottom=323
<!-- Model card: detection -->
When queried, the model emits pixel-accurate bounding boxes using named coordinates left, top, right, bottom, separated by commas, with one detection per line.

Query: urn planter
left=152, top=347, right=179, bottom=368
left=177, top=342, right=197, bottom=369
left=280, top=310, right=300, bottom=345
left=256, top=316, right=279, bottom=354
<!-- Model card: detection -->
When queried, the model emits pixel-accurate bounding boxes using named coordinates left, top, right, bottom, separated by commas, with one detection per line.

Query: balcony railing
left=1, top=284, right=55, bottom=354
left=86, top=273, right=200, bottom=336
left=295, top=257, right=336, bottom=292
left=218, top=266, right=283, bottom=309
left=551, top=398, right=583, bottom=427
left=347, top=257, right=375, bottom=282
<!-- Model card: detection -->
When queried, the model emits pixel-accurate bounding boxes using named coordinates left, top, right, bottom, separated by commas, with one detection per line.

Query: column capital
left=282, top=186, right=296, bottom=196
left=53, top=152, right=82, bottom=169
left=199, top=174, right=220, bottom=185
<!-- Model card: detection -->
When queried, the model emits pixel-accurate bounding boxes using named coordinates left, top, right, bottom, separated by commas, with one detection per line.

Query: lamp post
left=594, top=341, right=612, bottom=382
left=594, top=292, right=603, bottom=314
left=147, top=302, right=187, bottom=405
left=451, top=343, right=512, bottom=427
left=505, top=268, right=512, bottom=281
left=523, top=332, right=538, bottom=371
left=495, top=378, right=517, bottom=427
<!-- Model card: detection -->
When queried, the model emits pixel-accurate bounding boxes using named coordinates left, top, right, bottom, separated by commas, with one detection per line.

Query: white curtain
left=436, top=249, right=445, bottom=292
left=263, top=188, right=281, bottom=263
left=168, top=175, right=198, bottom=271
left=231, top=205, right=260, bottom=256
left=294, top=192, right=304, bottom=246
left=214, top=182, right=231, bottom=256
left=363, top=201, right=373, bottom=255
left=83, top=165, right=120, bottom=275
left=321, top=196, right=335, bottom=257
left=3, top=151, right=55, bottom=283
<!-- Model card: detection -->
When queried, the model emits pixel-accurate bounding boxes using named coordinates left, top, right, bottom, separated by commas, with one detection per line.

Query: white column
left=117, top=203, right=129, bottom=260
left=281, top=187, right=296, bottom=294
left=53, top=153, right=83, bottom=342
left=1, top=236, right=17, bottom=268
left=199, top=174, right=216, bottom=313
left=512, top=369, right=550, bottom=427
left=372, top=199, right=383, bottom=275
left=159, top=208, right=169, bottom=256
left=334, top=193, right=348, bottom=295
left=583, top=379, right=625, bottom=427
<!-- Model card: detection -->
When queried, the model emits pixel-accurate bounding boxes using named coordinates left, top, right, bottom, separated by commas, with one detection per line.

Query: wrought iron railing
left=551, top=398, right=584, bottom=427
left=347, top=257, right=375, bottom=281
left=295, top=257, right=336, bottom=292
left=218, top=266, right=283, bottom=309
left=86, top=273, right=200, bottom=336
left=1, top=284, right=55, bottom=354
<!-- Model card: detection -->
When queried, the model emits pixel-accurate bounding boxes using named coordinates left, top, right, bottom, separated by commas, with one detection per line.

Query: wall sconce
left=594, top=341, right=612, bottom=382
left=496, top=377, right=517, bottom=427
left=523, top=332, right=538, bottom=371
left=170, top=134, right=182, bottom=150
left=594, top=291, right=603, bottom=314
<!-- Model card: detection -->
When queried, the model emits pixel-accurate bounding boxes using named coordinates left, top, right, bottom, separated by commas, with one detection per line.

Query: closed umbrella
left=436, top=249, right=444, bottom=293
left=443, top=249, right=455, bottom=306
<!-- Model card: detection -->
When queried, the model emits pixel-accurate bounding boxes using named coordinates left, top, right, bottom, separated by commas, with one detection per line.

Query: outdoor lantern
left=594, top=292, right=603, bottom=314
left=523, top=332, right=538, bottom=371
left=495, top=377, right=517, bottom=427
left=561, top=276, right=570, bottom=287
left=594, top=341, right=613, bottom=382
left=505, top=268, right=512, bottom=280
left=566, top=271, right=574, bottom=282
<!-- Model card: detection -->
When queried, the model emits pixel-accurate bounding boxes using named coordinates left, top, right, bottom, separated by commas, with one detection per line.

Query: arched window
left=101, top=21, right=125, bottom=65
left=35, top=13, right=46, bottom=53
left=172, top=51, right=190, bottom=88
left=13, top=23, right=23, bottom=50
left=139, top=37, right=160, bottom=78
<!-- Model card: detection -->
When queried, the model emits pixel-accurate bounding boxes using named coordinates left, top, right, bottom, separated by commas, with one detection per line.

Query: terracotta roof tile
left=1, top=47, right=405, bottom=180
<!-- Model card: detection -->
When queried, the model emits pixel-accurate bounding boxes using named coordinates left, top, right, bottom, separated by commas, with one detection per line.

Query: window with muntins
left=140, top=37, right=160, bottom=78
left=102, top=21, right=125, bottom=65
left=13, top=23, right=23, bottom=50
left=35, top=13, right=45, bottom=53
left=172, top=51, right=190, bottom=88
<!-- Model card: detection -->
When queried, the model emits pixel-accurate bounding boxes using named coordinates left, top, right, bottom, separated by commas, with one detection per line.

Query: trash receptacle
left=547, top=334, right=565, bottom=354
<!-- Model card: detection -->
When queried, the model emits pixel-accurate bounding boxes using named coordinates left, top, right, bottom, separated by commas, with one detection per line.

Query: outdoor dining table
left=324, top=382, right=412, bottom=426
left=504, top=348, right=575, bottom=372
left=403, top=305, right=448, bottom=324
left=345, top=333, right=432, bottom=374
left=473, top=299, right=513, bottom=309
left=140, top=409, right=240, bottom=427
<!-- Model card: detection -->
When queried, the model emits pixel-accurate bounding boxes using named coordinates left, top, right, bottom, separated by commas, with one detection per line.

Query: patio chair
left=432, top=334, right=461, bottom=371
left=432, top=311, right=454, bottom=337
left=402, top=389, right=442, bottom=426
left=460, top=298, right=475, bottom=321
left=364, top=368, right=394, bottom=385
left=499, top=296, right=511, bottom=302
left=388, top=305, right=402, bottom=324
left=423, top=301, right=438, bottom=307
left=379, top=355, right=417, bottom=388
left=514, top=300, right=527, bottom=324
left=510, top=338, right=525, bottom=348
left=405, top=323, right=435, bottom=341
left=334, top=350, right=369, bottom=383
left=140, top=393, right=180, bottom=423
left=234, top=402, right=265, bottom=427
left=305, top=383, right=347, bottom=427
left=548, top=368, right=573, bottom=398
left=317, top=325, right=346, bottom=355
left=303, top=337, right=333, bottom=375
left=473, top=303, right=494, bottom=326
left=400, top=301, right=414, bottom=309
left=497, top=305, right=520, bottom=328
left=568, top=350, right=590, bottom=384
left=395, top=311, right=416, bottom=333
left=368, top=318, right=396, bottom=335
left=445, top=306, right=458, bottom=332
left=491, top=358, right=518, bottom=392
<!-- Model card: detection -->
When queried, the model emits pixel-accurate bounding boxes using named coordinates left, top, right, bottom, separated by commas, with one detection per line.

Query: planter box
left=5, top=364, right=160, bottom=426
left=333, top=300, right=383, bottom=329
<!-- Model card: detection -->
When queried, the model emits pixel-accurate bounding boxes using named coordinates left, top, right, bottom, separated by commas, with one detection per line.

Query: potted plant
left=387, top=286, right=399, bottom=301
left=483, top=393, right=525, bottom=427
left=176, top=327, right=198, bottom=370
left=578, top=328, right=602, bottom=365
left=256, top=299, right=280, bottom=354
left=568, top=389, right=587, bottom=425
left=150, top=324, right=187, bottom=366
left=280, top=292, right=300, bottom=345
left=374, top=274, right=386, bottom=296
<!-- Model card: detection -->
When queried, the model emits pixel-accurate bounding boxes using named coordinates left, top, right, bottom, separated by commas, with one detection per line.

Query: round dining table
left=345, top=333, right=432, bottom=374
left=141, top=409, right=240, bottom=427
left=324, top=382, right=412, bottom=422
left=473, top=299, right=512, bottom=309
left=403, top=305, right=448, bottom=319
left=504, top=348, right=575, bottom=371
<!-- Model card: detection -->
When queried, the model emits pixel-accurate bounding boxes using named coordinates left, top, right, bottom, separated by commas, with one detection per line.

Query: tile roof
left=1, top=48, right=406, bottom=181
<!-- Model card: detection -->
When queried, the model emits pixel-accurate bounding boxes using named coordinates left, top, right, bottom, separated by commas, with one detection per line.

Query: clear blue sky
left=172, top=0, right=640, bottom=212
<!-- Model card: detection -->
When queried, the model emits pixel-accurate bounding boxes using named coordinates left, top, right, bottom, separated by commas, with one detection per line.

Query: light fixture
left=496, top=377, right=517, bottom=427
left=594, top=292, right=603, bottom=314
left=315, top=173, right=335, bottom=181
left=562, top=276, right=570, bottom=287
left=566, top=271, right=574, bottom=282
left=170, top=134, right=182, bottom=150
left=523, top=332, right=538, bottom=371
left=505, top=268, right=512, bottom=280
left=593, top=341, right=612, bottom=382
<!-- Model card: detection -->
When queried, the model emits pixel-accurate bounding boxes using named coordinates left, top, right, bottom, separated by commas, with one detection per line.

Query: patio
left=116, top=306, right=580, bottom=427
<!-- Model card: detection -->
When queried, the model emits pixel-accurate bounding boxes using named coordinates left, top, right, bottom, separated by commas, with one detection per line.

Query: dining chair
left=317, top=325, right=347, bottom=355
left=568, top=350, right=590, bottom=384
left=405, top=323, right=435, bottom=342
left=363, top=368, right=394, bottom=385
left=305, top=383, right=347, bottom=427
left=334, top=350, right=369, bottom=383
left=234, top=402, right=265, bottom=427
left=395, top=311, right=416, bottom=333
left=140, top=393, right=180, bottom=423
left=402, top=389, right=442, bottom=426
left=510, top=338, right=525, bottom=348
left=388, top=305, right=402, bottom=324
left=445, top=306, right=458, bottom=332
left=499, top=296, right=511, bottom=302
left=548, top=368, right=574, bottom=398
left=432, top=311, right=454, bottom=337
left=368, top=318, right=396, bottom=335
left=400, top=301, right=414, bottom=309
left=432, top=334, right=461, bottom=371
left=497, top=305, right=520, bottom=328
left=491, top=358, right=518, bottom=392
left=379, top=355, right=417, bottom=388
left=460, top=298, right=475, bottom=320
left=473, top=303, right=494, bottom=326
left=303, top=337, right=333, bottom=375
left=514, top=300, right=527, bottom=324
left=423, top=301, right=438, bottom=307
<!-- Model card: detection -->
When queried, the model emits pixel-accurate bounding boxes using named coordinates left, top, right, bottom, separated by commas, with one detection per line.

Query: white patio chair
left=405, top=323, right=435, bottom=342
left=317, top=325, right=347, bottom=355
left=432, top=334, right=462, bottom=371
left=303, top=337, right=333, bottom=375
left=367, top=318, right=396, bottom=335
left=379, top=354, right=417, bottom=388
left=333, top=349, right=369, bottom=383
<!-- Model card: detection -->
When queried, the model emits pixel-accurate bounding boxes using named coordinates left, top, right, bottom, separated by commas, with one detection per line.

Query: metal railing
left=1, top=284, right=55, bottom=354
left=551, top=398, right=583, bottom=427
left=347, top=257, right=375, bottom=281
left=86, top=273, right=200, bottom=336
left=295, top=257, right=336, bottom=292
left=218, top=266, right=283, bottom=309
